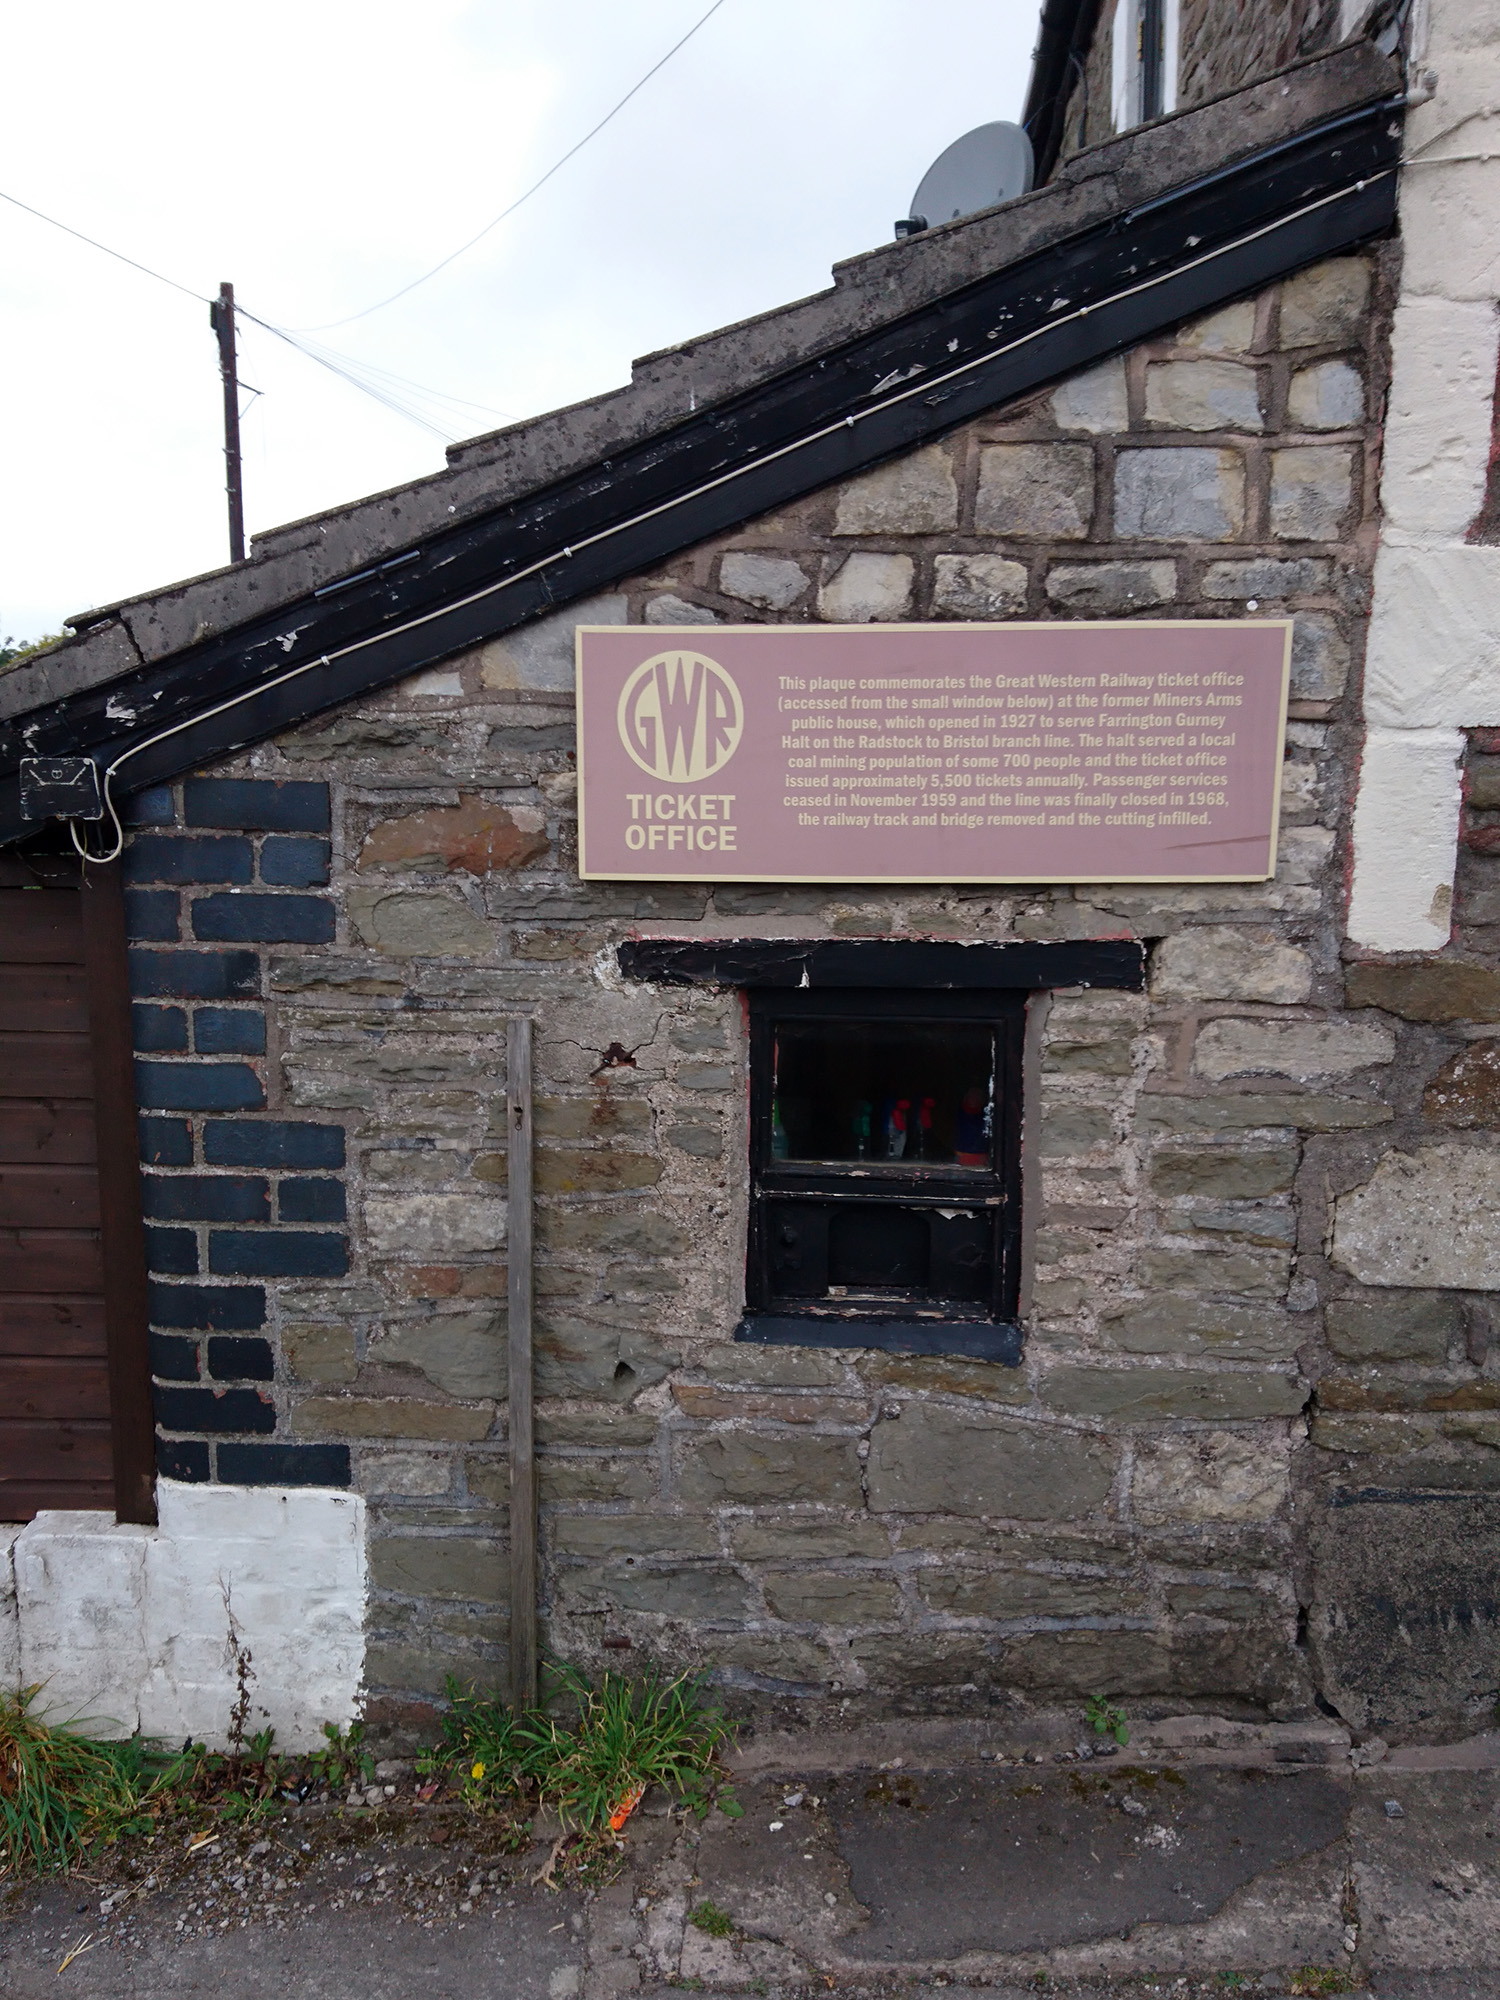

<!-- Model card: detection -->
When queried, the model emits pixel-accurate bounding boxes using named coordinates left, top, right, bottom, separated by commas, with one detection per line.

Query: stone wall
left=117, top=249, right=1500, bottom=1740
left=1054, top=0, right=1343, bottom=169
left=1176, top=0, right=1341, bottom=113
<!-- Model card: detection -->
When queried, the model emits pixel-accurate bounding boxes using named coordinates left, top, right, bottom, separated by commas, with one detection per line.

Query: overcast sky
left=1, top=1, right=1039, bottom=643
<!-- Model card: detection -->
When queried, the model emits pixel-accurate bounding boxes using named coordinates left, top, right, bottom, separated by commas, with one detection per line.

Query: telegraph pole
left=209, top=281, right=246, bottom=563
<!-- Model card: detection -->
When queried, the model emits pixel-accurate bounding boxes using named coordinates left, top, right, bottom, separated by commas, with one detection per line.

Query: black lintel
left=735, top=1314, right=1024, bottom=1363
left=617, top=936, right=1146, bottom=991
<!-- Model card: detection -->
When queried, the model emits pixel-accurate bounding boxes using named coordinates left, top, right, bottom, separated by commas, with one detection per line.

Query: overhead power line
left=0, top=185, right=502, bottom=442
left=298, top=0, right=732, bottom=332
left=0, top=186, right=206, bottom=303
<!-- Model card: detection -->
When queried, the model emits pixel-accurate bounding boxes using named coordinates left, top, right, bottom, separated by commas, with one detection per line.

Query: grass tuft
left=426, top=1661, right=739, bottom=1832
left=689, top=1897, right=734, bottom=1937
left=0, top=1686, right=188, bottom=1872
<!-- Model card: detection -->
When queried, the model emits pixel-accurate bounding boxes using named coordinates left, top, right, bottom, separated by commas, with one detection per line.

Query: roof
left=0, top=39, right=1399, bottom=848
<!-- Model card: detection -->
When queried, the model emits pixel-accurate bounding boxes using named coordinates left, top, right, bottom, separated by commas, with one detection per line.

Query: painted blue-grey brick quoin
left=154, top=1386, right=277, bottom=1434
left=217, top=1443, right=351, bottom=1487
left=139, top=1117, right=193, bottom=1166
left=204, top=1121, right=345, bottom=1169
left=260, top=836, right=331, bottom=887
left=147, top=1283, right=265, bottom=1330
left=124, top=834, right=254, bottom=884
left=143, top=1175, right=270, bottom=1223
left=207, top=1336, right=275, bottom=1381
left=278, top=1177, right=347, bottom=1223
left=184, top=778, right=330, bottom=832
left=121, top=777, right=344, bottom=1489
left=149, top=1332, right=201, bottom=1380
left=144, top=1226, right=198, bottom=1275
left=135, top=1060, right=265, bottom=1111
left=191, top=894, right=335, bottom=945
left=157, top=1436, right=210, bottom=1481
left=124, top=890, right=180, bottom=941
left=129, top=950, right=260, bottom=999
left=208, top=1230, right=349, bottom=1278
left=133, top=1005, right=188, bottom=1053
left=124, top=785, right=176, bottom=828
left=193, top=1007, right=267, bottom=1054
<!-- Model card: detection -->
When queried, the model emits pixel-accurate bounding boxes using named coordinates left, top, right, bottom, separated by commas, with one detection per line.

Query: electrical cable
left=295, top=0, right=732, bottom=332
left=0, top=184, right=503, bottom=443
left=0, top=187, right=208, bottom=303
left=61, top=165, right=1394, bottom=867
left=1, top=3, right=738, bottom=427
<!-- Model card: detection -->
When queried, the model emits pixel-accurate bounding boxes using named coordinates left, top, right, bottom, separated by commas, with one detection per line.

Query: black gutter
left=0, top=93, right=1402, bottom=849
left=1022, top=0, right=1103, bottom=185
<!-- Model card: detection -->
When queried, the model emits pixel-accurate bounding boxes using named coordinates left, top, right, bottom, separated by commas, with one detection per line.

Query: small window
left=1111, top=0, right=1179, bottom=132
left=743, top=989, right=1025, bottom=1342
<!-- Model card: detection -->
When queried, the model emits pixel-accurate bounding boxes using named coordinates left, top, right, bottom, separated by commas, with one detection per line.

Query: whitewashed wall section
left=1349, top=0, right=1500, bottom=949
left=0, top=1483, right=365, bottom=1751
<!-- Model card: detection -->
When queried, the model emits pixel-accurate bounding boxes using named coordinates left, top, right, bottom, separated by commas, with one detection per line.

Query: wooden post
left=507, top=1015, right=537, bottom=1712
left=210, top=282, right=246, bottom=564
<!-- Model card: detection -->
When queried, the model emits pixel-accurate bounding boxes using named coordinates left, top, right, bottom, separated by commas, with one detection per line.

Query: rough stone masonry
left=84, top=239, right=1500, bottom=1748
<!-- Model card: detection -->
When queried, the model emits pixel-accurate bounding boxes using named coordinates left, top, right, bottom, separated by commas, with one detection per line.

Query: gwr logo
left=616, top=651, right=743, bottom=782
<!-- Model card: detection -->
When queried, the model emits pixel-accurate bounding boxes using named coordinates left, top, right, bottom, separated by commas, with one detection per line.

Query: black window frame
left=742, top=986, right=1026, bottom=1359
left=615, top=935, right=1147, bottom=1365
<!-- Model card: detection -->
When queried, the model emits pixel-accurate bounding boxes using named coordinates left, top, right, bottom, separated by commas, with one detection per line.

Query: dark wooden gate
left=0, top=857, right=154, bottom=1523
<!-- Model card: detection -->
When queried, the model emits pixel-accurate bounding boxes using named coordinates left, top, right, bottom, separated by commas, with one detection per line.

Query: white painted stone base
left=3, top=1482, right=365, bottom=1752
left=1347, top=726, right=1465, bottom=951
left=1346, top=0, right=1500, bottom=951
left=0, top=1525, right=20, bottom=1690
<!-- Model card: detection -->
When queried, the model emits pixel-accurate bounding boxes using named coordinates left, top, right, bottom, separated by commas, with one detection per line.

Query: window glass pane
left=772, top=1020, right=996, bottom=1167
left=769, top=1199, right=995, bottom=1305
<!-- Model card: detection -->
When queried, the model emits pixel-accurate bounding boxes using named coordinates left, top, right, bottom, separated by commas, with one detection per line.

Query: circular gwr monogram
left=616, top=651, right=743, bottom=782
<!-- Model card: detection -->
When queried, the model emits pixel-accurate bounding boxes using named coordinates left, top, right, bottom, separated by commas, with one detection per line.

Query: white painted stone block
left=140, top=1485, right=366, bottom=1750
left=0, top=1524, right=21, bottom=1691
left=12, top=1483, right=365, bottom=1750
left=1379, top=299, right=1498, bottom=540
left=17, top=1514, right=151, bottom=1731
left=1347, top=727, right=1464, bottom=952
left=1401, top=146, right=1500, bottom=304
left=1363, top=546, right=1500, bottom=727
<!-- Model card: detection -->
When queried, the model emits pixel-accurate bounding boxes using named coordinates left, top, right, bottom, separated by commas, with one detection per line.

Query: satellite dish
left=896, top=122, right=1035, bottom=239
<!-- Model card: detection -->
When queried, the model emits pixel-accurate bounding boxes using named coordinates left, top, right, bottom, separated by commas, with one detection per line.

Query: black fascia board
left=1023, top=0, right=1105, bottom=184
left=616, top=937, right=1146, bottom=990
left=0, top=93, right=1402, bottom=849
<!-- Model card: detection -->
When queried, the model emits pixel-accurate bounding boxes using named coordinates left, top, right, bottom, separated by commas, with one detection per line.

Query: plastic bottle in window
left=954, top=1084, right=989, bottom=1167
left=883, top=1097, right=910, bottom=1159
left=852, top=1099, right=872, bottom=1159
left=771, top=1103, right=789, bottom=1159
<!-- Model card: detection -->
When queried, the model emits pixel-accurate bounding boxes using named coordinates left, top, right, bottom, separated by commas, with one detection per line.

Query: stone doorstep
left=729, top=1710, right=1363, bottom=1776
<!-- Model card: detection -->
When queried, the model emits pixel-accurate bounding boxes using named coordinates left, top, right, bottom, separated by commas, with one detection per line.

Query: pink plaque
left=575, top=621, right=1290, bottom=884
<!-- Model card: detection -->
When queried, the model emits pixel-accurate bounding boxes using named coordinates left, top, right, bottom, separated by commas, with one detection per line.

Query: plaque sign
left=576, top=621, right=1290, bottom=884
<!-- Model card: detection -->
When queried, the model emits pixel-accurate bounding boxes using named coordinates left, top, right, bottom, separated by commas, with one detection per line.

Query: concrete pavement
left=8, top=1738, right=1500, bottom=1996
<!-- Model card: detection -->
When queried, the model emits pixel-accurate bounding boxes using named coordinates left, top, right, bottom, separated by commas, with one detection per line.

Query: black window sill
left=734, top=1314, right=1023, bottom=1363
